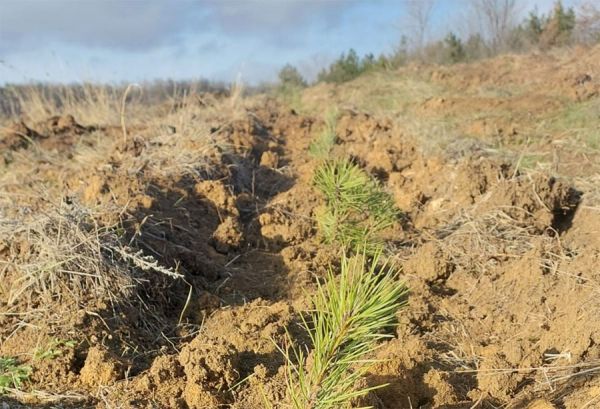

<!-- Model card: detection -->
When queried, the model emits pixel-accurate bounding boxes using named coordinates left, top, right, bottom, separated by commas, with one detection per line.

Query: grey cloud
left=0, top=0, right=359, bottom=55
left=197, top=40, right=222, bottom=54
left=0, top=0, right=205, bottom=54
left=203, top=0, right=362, bottom=48
left=205, top=1, right=349, bottom=33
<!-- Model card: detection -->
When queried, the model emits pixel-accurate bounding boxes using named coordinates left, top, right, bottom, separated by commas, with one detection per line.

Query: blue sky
left=0, top=0, right=575, bottom=85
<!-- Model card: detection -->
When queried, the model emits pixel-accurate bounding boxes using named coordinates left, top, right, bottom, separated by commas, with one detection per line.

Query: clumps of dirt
left=28, top=342, right=79, bottom=392
left=403, top=242, right=454, bottom=285
left=367, top=338, right=464, bottom=408
left=0, top=115, right=96, bottom=155
left=452, top=159, right=513, bottom=205
left=332, top=111, right=419, bottom=176
left=195, top=179, right=238, bottom=216
left=320, top=106, right=598, bottom=407
left=202, top=299, right=294, bottom=354
left=212, top=216, right=243, bottom=253
left=219, top=114, right=272, bottom=157
left=260, top=149, right=280, bottom=168
left=394, top=165, right=580, bottom=281
left=107, top=336, right=239, bottom=408
left=80, top=346, right=128, bottom=388
left=477, top=173, right=581, bottom=232
left=335, top=111, right=394, bottom=143
left=35, top=114, right=94, bottom=137
left=425, top=45, right=600, bottom=102
left=128, top=355, right=187, bottom=408
left=179, top=335, right=240, bottom=407
left=0, top=120, right=45, bottom=151
left=373, top=149, right=580, bottom=234
left=395, top=206, right=600, bottom=407
left=257, top=200, right=314, bottom=251
left=570, top=72, right=599, bottom=101
left=105, top=299, right=295, bottom=408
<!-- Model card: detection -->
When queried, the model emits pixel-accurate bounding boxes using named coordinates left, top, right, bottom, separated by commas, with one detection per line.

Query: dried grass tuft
left=0, top=199, right=183, bottom=328
left=0, top=202, right=134, bottom=307
left=432, top=209, right=541, bottom=274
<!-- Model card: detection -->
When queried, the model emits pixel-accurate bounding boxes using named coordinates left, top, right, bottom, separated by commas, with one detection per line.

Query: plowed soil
left=1, top=47, right=600, bottom=408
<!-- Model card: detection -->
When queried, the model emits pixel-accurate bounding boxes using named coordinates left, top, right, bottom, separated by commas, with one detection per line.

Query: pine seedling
left=316, top=207, right=384, bottom=253
left=313, top=159, right=372, bottom=211
left=313, top=159, right=398, bottom=252
left=282, top=250, right=407, bottom=408
left=0, top=357, right=31, bottom=394
left=309, top=111, right=337, bottom=159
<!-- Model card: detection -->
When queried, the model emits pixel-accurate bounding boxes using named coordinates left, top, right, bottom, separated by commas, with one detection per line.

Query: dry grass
left=0, top=201, right=132, bottom=306
left=301, top=71, right=443, bottom=117
left=0, top=84, right=223, bottom=345
left=2, top=83, right=125, bottom=125
left=0, top=81, right=230, bottom=186
left=576, top=173, right=600, bottom=209
left=430, top=208, right=541, bottom=275
left=132, top=94, right=226, bottom=180
left=0, top=196, right=188, bottom=361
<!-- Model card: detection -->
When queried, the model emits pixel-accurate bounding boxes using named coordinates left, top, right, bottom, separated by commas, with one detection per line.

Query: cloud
left=204, top=1, right=348, bottom=35
left=197, top=40, right=221, bottom=54
left=0, top=0, right=358, bottom=55
left=0, top=0, right=205, bottom=54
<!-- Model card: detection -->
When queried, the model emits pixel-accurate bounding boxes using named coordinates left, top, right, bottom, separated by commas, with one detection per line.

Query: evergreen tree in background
left=278, top=64, right=306, bottom=88
left=526, top=9, right=544, bottom=43
left=301, top=0, right=597, bottom=85
left=538, top=1, right=575, bottom=48
left=444, top=32, right=466, bottom=63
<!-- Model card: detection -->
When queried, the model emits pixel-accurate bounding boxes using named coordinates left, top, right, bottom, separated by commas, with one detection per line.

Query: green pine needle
left=280, top=144, right=406, bottom=407
left=316, top=207, right=384, bottom=253
left=283, top=250, right=408, bottom=408
left=313, top=158, right=399, bottom=252
left=309, top=112, right=338, bottom=159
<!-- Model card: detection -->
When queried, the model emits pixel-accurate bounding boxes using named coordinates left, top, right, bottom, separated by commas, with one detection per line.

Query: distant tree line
left=0, top=79, right=274, bottom=118
left=278, top=0, right=600, bottom=87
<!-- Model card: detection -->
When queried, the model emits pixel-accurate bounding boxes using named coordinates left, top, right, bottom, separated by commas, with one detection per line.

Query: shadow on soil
left=63, top=148, right=298, bottom=394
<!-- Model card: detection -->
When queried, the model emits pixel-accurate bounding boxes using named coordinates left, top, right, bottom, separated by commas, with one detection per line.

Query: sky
left=0, top=0, right=577, bottom=85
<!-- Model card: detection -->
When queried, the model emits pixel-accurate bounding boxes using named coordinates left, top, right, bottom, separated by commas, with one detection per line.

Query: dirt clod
left=80, top=346, right=127, bottom=387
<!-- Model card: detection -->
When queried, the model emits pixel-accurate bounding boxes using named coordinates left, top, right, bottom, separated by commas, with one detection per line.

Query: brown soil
left=425, top=46, right=600, bottom=102
left=1, top=47, right=600, bottom=409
